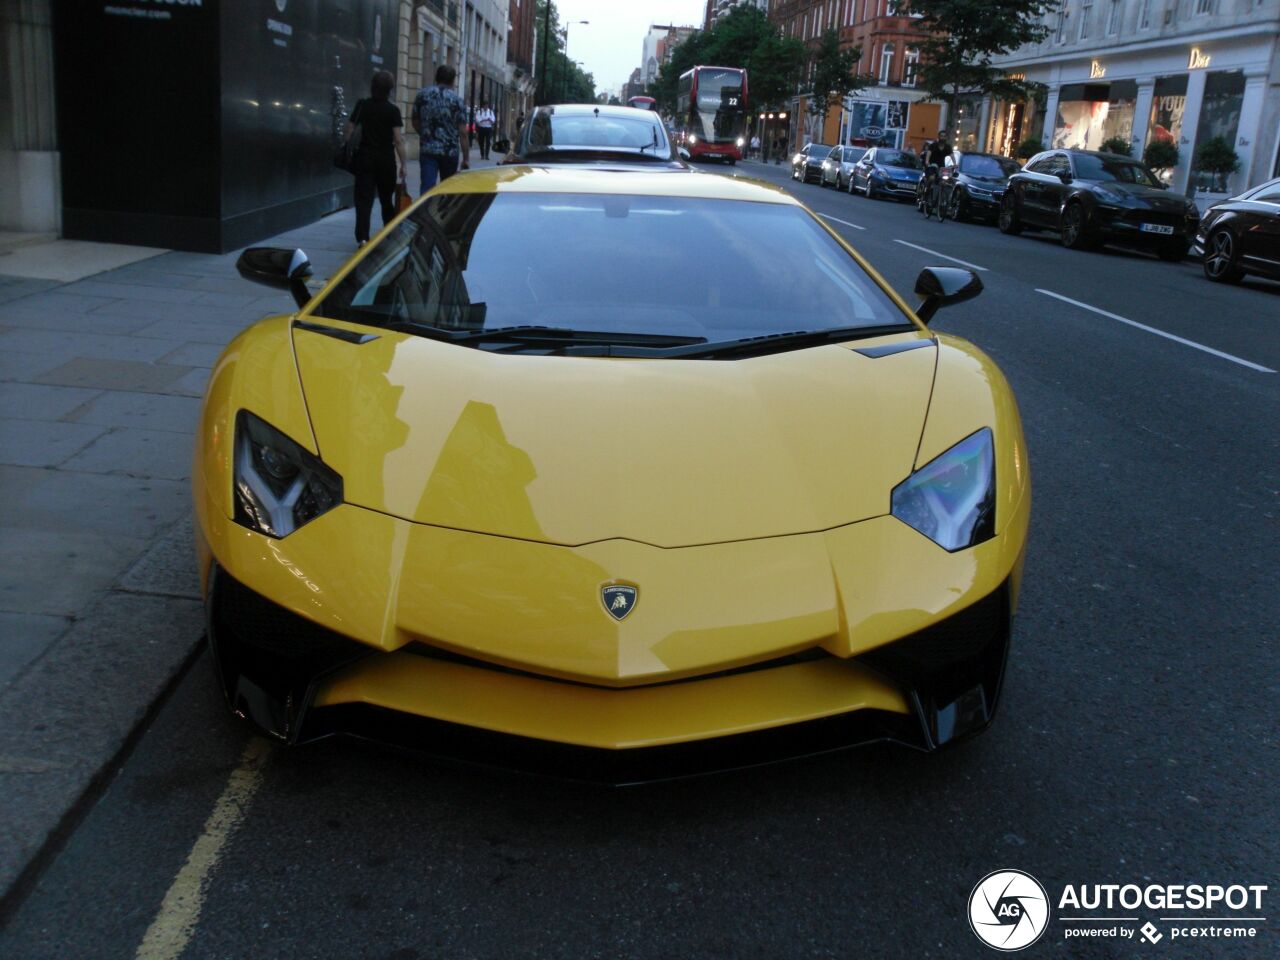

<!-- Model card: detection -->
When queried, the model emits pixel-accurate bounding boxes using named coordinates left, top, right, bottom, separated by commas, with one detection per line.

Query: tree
left=1014, top=136, right=1043, bottom=160
left=535, top=1, right=596, bottom=104
left=1144, top=139, right=1179, bottom=175
left=1100, top=136, right=1131, bottom=156
left=907, top=0, right=1057, bottom=135
left=650, top=7, right=805, bottom=113
left=1195, top=135, right=1240, bottom=191
left=806, top=29, right=863, bottom=139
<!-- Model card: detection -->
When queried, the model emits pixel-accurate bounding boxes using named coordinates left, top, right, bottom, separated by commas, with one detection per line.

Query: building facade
left=396, top=0, right=464, bottom=153
left=770, top=0, right=939, bottom=153
left=642, top=25, right=697, bottom=87
left=986, top=0, right=1280, bottom=196
left=460, top=1, right=510, bottom=130
left=506, top=0, right=536, bottom=134
left=704, top=0, right=770, bottom=31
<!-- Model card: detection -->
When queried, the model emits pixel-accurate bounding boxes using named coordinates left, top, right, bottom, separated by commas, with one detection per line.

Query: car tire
left=866, top=181, right=878, bottom=200
left=1203, top=227, right=1244, bottom=283
left=848, top=175, right=857, bottom=194
left=1060, top=202, right=1093, bottom=249
left=948, top=189, right=967, bottom=222
left=998, top=192, right=1022, bottom=235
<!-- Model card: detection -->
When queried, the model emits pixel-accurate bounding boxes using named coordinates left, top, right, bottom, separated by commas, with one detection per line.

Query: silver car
left=820, top=145, right=869, bottom=190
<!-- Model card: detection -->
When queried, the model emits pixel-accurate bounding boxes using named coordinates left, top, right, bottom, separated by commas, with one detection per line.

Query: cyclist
left=918, top=129, right=952, bottom=217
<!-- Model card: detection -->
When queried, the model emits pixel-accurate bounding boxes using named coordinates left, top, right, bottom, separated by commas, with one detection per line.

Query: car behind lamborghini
left=198, top=167, right=1031, bottom=781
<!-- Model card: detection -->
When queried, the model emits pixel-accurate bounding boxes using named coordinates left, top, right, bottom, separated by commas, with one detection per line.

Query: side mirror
left=914, top=267, right=983, bottom=324
left=678, top=147, right=691, bottom=161
left=1057, top=171, right=1073, bottom=185
left=236, top=247, right=313, bottom=310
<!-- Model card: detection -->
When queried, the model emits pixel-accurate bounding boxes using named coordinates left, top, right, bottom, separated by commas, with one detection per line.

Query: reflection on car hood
left=1092, top=181, right=1189, bottom=209
left=881, top=165, right=922, bottom=179
left=293, top=327, right=937, bottom=547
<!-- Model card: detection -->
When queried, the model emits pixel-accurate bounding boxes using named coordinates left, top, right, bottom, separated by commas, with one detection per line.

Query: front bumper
left=1093, top=207, right=1199, bottom=246
left=871, top=176, right=920, bottom=199
left=207, top=562, right=1015, bottom=782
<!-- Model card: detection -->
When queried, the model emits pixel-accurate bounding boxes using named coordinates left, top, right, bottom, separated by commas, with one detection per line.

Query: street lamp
left=560, top=20, right=589, bottom=103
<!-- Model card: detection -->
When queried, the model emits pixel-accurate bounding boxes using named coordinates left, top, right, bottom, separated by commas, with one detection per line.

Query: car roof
left=431, top=166, right=798, bottom=205
left=535, top=103, right=663, bottom=121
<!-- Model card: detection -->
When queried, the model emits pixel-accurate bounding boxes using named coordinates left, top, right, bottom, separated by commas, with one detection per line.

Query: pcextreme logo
left=968, top=873, right=1270, bottom=950
left=968, top=870, right=1050, bottom=951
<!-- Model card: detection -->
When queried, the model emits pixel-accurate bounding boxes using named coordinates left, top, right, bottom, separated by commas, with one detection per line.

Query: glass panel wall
left=1189, top=70, right=1245, bottom=193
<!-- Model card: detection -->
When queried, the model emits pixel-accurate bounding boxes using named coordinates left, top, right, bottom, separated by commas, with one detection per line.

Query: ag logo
left=968, top=870, right=1050, bottom=951
left=600, top=583, right=638, bottom=621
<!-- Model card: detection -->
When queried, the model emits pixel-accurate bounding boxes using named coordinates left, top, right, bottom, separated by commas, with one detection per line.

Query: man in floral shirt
left=412, top=65, right=470, bottom=194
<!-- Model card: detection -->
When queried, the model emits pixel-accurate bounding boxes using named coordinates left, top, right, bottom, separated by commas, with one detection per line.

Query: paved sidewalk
left=0, top=155, right=497, bottom=909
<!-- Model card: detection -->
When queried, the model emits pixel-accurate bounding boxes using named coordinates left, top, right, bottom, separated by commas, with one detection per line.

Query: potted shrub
left=1100, top=136, right=1131, bottom=156
left=1194, top=136, right=1240, bottom=193
left=1014, top=137, right=1043, bottom=161
left=1143, top=139, right=1180, bottom=181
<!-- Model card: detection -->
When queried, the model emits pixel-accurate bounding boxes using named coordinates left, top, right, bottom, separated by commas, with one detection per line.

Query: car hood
left=881, top=165, right=922, bottom=180
left=1092, top=181, right=1190, bottom=210
left=292, top=326, right=937, bottom=548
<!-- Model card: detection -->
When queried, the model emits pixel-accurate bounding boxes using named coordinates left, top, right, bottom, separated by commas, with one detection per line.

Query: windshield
left=1074, top=154, right=1160, bottom=187
left=689, top=69, right=745, bottom=143
left=527, top=112, right=667, bottom=154
left=807, top=144, right=834, bottom=157
left=317, top=193, right=908, bottom=348
left=844, top=147, right=867, bottom=162
left=876, top=151, right=920, bottom=169
left=959, top=155, right=1020, bottom=178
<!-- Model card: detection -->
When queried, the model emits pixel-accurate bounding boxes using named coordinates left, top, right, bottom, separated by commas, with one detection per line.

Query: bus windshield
left=690, top=69, right=744, bottom=143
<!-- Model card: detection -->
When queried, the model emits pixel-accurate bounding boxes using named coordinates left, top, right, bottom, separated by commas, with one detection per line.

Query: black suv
left=791, top=143, right=835, bottom=184
left=999, top=149, right=1199, bottom=260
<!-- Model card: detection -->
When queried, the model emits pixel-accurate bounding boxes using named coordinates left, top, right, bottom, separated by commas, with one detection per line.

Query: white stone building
left=983, top=0, right=1280, bottom=197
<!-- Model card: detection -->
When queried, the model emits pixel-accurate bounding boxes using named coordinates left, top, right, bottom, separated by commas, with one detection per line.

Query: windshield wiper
left=650, top=324, right=917, bottom=360
left=381, top=323, right=707, bottom=349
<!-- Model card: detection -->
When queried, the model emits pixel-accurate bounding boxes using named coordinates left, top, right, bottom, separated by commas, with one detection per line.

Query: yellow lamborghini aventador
left=195, top=166, right=1030, bottom=780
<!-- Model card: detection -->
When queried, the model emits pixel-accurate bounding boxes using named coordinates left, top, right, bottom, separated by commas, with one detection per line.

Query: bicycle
left=917, top=164, right=948, bottom=222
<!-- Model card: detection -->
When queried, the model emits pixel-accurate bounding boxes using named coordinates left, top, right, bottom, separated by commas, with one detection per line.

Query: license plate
left=1140, top=223, right=1175, bottom=235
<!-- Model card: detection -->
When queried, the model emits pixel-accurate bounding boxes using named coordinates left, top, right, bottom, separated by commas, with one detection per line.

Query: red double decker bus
left=675, top=65, right=747, bottom=163
left=627, top=95, right=657, bottom=111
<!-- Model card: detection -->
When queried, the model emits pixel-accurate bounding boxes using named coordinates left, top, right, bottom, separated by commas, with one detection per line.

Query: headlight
left=891, top=429, right=995, bottom=552
left=1095, top=186, right=1127, bottom=205
left=688, top=134, right=698, bottom=144
left=736, top=137, right=745, bottom=147
left=233, top=410, right=342, bottom=539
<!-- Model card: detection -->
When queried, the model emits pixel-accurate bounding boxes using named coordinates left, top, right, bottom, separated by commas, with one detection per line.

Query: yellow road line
left=134, top=738, right=271, bottom=960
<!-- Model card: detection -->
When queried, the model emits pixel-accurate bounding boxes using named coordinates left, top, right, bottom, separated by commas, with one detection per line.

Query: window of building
left=1078, top=1, right=1092, bottom=39
left=879, top=42, right=895, bottom=83
left=1194, top=0, right=1213, bottom=13
left=1190, top=70, right=1246, bottom=192
left=903, top=46, right=919, bottom=87
left=886, top=0, right=898, bottom=14
left=1138, top=0, right=1152, bottom=26
left=1106, top=0, right=1122, bottom=33
left=1055, top=3, right=1069, bottom=43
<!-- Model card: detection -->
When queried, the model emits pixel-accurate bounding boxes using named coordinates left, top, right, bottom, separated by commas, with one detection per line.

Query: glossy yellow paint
left=313, top=655, right=909, bottom=750
left=193, top=165, right=1031, bottom=747
left=203, top=495, right=1024, bottom=684
left=292, top=326, right=938, bottom=547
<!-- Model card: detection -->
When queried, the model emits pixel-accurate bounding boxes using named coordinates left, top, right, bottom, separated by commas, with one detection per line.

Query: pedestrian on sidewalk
left=412, top=65, right=470, bottom=194
left=347, top=70, right=407, bottom=247
left=750, top=134, right=760, bottom=159
left=475, top=101, right=496, bottom=159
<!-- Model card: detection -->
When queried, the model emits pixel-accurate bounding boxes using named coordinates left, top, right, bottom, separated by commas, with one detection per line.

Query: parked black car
left=1195, top=177, right=1280, bottom=284
left=999, top=150, right=1199, bottom=260
left=939, top=152, right=1022, bottom=222
left=850, top=147, right=924, bottom=201
left=792, top=143, right=836, bottom=183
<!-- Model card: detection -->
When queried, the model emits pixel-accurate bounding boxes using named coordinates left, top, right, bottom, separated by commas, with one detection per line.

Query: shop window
left=1053, top=83, right=1128, bottom=152
left=1190, top=70, right=1245, bottom=193
left=1146, top=74, right=1187, bottom=183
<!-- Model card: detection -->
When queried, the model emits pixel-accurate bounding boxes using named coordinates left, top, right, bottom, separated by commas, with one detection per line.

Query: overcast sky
left=552, top=0, right=706, bottom=95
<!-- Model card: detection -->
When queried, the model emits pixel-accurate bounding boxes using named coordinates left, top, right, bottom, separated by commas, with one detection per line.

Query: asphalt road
left=2, top=161, right=1277, bottom=960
